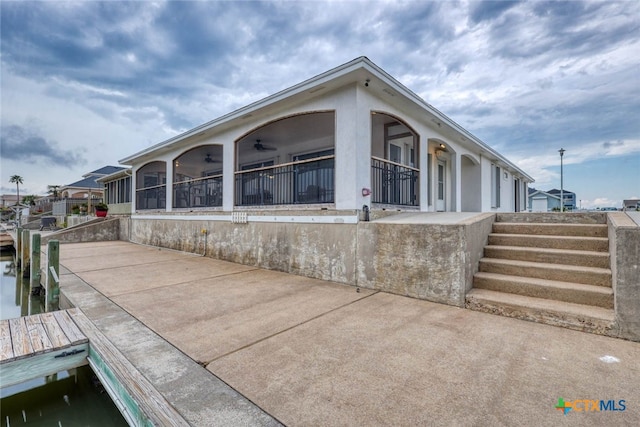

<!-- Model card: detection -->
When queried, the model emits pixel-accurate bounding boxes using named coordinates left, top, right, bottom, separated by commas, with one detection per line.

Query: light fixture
left=365, top=79, right=370, bottom=87
left=439, top=144, right=446, bottom=149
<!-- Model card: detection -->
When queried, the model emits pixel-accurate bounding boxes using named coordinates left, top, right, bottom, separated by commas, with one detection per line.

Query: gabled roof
left=86, top=166, right=126, bottom=177
left=64, top=176, right=103, bottom=190
left=120, top=56, right=533, bottom=181
left=547, top=188, right=575, bottom=195
left=528, top=190, right=560, bottom=200
left=62, top=165, right=125, bottom=190
left=96, top=168, right=132, bottom=183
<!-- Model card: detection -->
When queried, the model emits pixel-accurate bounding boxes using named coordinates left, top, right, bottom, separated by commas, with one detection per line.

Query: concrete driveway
left=59, top=241, right=639, bottom=426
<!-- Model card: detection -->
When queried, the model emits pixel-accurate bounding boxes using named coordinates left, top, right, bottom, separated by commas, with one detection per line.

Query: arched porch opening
left=370, top=112, right=419, bottom=207
left=136, top=161, right=166, bottom=210
left=173, top=145, right=223, bottom=208
left=235, top=111, right=335, bottom=206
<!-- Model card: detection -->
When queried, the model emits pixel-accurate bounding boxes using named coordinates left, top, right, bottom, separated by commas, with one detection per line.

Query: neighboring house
left=0, top=194, right=21, bottom=208
left=547, top=188, right=577, bottom=211
left=48, top=166, right=126, bottom=217
left=623, top=199, right=640, bottom=211
left=528, top=188, right=576, bottom=212
left=120, top=57, right=533, bottom=214
left=60, top=166, right=126, bottom=199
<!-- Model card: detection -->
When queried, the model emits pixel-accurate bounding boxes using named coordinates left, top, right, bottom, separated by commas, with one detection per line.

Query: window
left=105, top=176, right=131, bottom=204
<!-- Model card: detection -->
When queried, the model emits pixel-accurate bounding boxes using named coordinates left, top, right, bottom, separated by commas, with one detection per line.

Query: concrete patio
left=57, top=241, right=639, bottom=426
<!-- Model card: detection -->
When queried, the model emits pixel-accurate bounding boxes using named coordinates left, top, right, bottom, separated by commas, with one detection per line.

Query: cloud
left=0, top=0, right=638, bottom=204
left=469, top=0, right=521, bottom=24
left=0, top=124, right=86, bottom=167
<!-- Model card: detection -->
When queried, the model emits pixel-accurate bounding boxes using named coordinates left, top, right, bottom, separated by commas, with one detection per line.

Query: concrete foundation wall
left=41, top=218, right=120, bottom=245
left=609, top=213, right=640, bottom=341
left=127, top=212, right=495, bottom=307
left=356, top=213, right=494, bottom=306
left=129, top=212, right=359, bottom=285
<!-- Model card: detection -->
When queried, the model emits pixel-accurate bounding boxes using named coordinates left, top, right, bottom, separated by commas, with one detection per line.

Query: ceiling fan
left=204, top=154, right=219, bottom=163
left=254, top=139, right=276, bottom=151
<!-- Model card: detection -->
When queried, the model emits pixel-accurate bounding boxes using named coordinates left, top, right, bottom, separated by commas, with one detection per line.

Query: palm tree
left=47, top=184, right=61, bottom=200
left=9, top=175, right=23, bottom=205
left=22, top=194, right=37, bottom=206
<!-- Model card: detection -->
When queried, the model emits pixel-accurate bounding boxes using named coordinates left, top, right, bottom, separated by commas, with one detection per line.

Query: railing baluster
left=370, top=157, right=419, bottom=207
left=235, top=156, right=335, bottom=206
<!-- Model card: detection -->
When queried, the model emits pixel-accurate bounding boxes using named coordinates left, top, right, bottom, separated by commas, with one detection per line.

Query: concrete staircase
left=466, top=213, right=614, bottom=335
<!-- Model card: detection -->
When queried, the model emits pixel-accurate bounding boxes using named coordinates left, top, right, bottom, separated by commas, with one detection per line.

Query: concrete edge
left=58, top=271, right=282, bottom=426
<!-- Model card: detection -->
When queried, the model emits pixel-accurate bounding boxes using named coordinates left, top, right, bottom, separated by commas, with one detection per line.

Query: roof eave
left=119, top=56, right=375, bottom=165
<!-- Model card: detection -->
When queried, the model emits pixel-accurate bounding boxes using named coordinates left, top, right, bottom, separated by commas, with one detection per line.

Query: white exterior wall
left=129, top=79, right=532, bottom=213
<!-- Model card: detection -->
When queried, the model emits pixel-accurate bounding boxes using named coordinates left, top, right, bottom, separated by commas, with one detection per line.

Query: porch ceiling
left=236, top=112, right=335, bottom=158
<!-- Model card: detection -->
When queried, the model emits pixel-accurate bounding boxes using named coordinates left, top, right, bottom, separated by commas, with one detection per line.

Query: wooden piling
left=30, top=233, right=41, bottom=289
left=15, top=227, right=22, bottom=269
left=21, top=229, right=30, bottom=277
left=46, top=240, right=60, bottom=312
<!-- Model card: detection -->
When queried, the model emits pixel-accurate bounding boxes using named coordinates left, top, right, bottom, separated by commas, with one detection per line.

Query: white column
left=131, top=167, right=137, bottom=212
left=419, top=141, right=429, bottom=212
left=165, top=158, right=173, bottom=212
left=335, top=86, right=370, bottom=210
left=453, top=151, right=462, bottom=212
left=223, top=141, right=235, bottom=211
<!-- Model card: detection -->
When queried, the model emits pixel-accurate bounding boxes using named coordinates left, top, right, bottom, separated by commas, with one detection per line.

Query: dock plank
left=0, top=320, right=14, bottom=361
left=70, top=310, right=188, bottom=426
left=1, top=310, right=89, bottom=388
left=8, top=318, right=32, bottom=359
left=40, top=312, right=70, bottom=348
left=53, top=309, right=87, bottom=344
left=25, top=315, right=53, bottom=354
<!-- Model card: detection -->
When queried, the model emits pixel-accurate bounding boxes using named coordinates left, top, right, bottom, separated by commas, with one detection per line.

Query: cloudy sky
left=1, top=0, right=638, bottom=209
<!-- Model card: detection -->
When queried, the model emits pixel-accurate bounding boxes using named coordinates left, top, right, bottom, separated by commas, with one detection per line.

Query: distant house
left=528, top=188, right=576, bottom=212
left=0, top=194, right=21, bottom=208
left=60, top=166, right=126, bottom=199
left=623, top=199, right=640, bottom=211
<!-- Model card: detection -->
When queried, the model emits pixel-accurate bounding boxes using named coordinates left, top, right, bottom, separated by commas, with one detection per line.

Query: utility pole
left=559, top=148, right=565, bottom=212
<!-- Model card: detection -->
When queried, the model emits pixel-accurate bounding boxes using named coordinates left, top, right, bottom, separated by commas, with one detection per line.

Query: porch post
left=419, top=140, right=429, bottom=212
left=166, top=158, right=174, bottom=212
left=223, top=141, right=235, bottom=211
left=453, top=152, right=462, bottom=212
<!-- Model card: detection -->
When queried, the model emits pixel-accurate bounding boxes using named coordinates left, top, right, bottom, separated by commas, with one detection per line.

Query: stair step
left=496, top=212, right=607, bottom=224
left=483, top=245, right=610, bottom=269
left=465, top=288, right=614, bottom=335
left=492, top=222, right=608, bottom=237
left=488, top=233, right=609, bottom=252
left=473, top=272, right=613, bottom=308
left=479, top=258, right=611, bottom=287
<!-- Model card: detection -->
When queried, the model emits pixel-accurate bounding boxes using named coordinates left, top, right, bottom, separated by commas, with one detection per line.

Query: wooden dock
left=0, top=308, right=188, bottom=425
left=0, top=308, right=89, bottom=388
left=0, top=232, right=13, bottom=248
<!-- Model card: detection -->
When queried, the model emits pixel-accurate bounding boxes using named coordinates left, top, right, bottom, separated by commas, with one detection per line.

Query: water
left=0, top=250, right=128, bottom=426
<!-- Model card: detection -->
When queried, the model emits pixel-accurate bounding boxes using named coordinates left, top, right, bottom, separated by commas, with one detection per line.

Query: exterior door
left=436, top=160, right=446, bottom=211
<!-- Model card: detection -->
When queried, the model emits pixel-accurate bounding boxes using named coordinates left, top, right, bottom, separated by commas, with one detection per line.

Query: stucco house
left=60, top=166, right=126, bottom=199
left=120, top=57, right=532, bottom=215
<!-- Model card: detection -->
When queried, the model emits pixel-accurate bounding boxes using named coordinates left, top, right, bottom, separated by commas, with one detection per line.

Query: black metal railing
left=136, top=185, right=166, bottom=210
left=371, top=156, right=419, bottom=206
left=235, top=155, right=335, bottom=206
left=52, top=198, right=104, bottom=215
left=173, top=175, right=223, bottom=208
